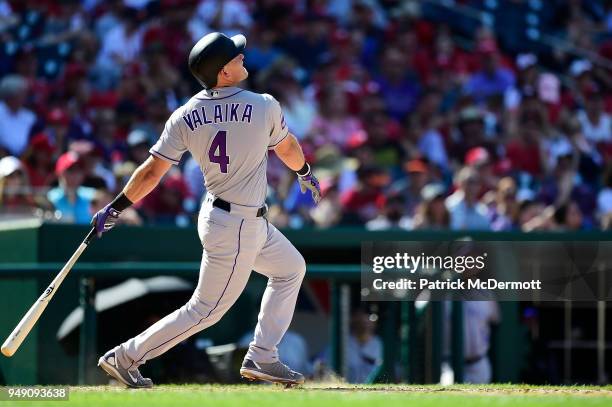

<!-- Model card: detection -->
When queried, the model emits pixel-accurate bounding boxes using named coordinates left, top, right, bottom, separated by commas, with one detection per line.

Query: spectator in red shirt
left=22, top=133, right=56, bottom=189
left=340, top=165, right=390, bottom=224
left=506, top=119, right=544, bottom=177
left=140, top=172, right=193, bottom=226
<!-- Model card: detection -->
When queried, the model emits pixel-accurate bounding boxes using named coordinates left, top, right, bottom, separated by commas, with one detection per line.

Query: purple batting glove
left=297, top=169, right=321, bottom=204
left=91, top=205, right=121, bottom=238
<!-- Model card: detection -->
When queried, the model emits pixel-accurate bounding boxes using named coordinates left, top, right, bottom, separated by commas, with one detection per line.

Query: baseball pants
left=114, top=195, right=306, bottom=370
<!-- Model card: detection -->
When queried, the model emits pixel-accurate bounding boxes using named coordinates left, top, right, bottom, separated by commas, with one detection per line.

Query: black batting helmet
left=188, top=32, right=247, bottom=89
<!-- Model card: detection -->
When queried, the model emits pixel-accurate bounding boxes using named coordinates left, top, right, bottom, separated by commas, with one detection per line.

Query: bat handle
left=84, top=227, right=97, bottom=246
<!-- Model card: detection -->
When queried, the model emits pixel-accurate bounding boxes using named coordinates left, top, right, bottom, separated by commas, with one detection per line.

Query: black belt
left=213, top=197, right=267, bottom=217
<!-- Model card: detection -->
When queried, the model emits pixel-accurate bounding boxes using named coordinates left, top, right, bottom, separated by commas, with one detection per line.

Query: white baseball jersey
left=150, top=86, right=288, bottom=206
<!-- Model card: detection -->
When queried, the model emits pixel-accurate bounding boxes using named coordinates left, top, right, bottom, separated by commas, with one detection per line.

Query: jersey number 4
left=209, top=130, right=230, bottom=173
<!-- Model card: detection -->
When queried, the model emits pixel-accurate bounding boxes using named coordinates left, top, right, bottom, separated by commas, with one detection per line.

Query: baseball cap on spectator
left=30, top=133, right=55, bottom=153
left=55, top=152, right=81, bottom=176
left=421, top=183, right=446, bottom=202
left=69, top=140, right=103, bottom=158
left=465, top=147, right=490, bottom=166
left=127, top=129, right=149, bottom=147
left=458, top=106, right=483, bottom=123
left=0, top=156, right=24, bottom=178
left=570, top=60, right=592, bottom=77
left=404, top=159, right=428, bottom=174
left=0, top=74, right=28, bottom=98
left=346, top=129, right=368, bottom=149
left=516, top=53, right=537, bottom=70
left=47, top=108, right=70, bottom=126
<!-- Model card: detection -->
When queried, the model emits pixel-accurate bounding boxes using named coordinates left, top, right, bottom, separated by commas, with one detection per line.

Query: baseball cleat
left=240, top=359, right=305, bottom=386
left=98, top=349, right=153, bottom=389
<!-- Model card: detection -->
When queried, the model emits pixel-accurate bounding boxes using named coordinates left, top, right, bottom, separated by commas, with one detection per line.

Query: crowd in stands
left=0, top=0, right=611, bottom=231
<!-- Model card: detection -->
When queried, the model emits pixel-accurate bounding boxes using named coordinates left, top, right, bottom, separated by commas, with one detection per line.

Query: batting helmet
left=188, top=32, right=247, bottom=89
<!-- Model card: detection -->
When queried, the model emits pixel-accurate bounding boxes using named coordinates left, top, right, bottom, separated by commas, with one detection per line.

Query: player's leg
left=240, top=220, right=306, bottom=384
left=106, top=210, right=266, bottom=376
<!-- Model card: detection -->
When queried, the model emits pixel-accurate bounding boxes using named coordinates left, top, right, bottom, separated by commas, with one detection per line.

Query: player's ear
left=220, top=67, right=231, bottom=82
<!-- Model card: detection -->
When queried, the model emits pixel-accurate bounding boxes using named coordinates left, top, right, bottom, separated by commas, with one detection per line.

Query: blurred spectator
left=576, top=87, right=611, bottom=145
left=0, top=75, right=36, bottom=156
left=464, top=40, right=515, bottom=105
left=412, top=183, right=450, bottom=230
left=0, top=156, right=35, bottom=214
left=519, top=201, right=554, bottom=232
left=140, top=171, right=193, bottom=226
left=553, top=201, right=587, bottom=231
left=279, top=15, right=329, bottom=75
left=450, top=107, right=491, bottom=167
left=94, top=0, right=124, bottom=40
left=365, top=192, right=411, bottom=231
left=22, top=133, right=56, bottom=189
left=310, top=181, right=343, bottom=229
left=244, top=27, right=283, bottom=74
left=308, top=85, right=362, bottom=150
left=346, top=309, right=382, bottom=384
left=409, top=90, right=449, bottom=170
left=125, top=129, right=151, bottom=167
left=261, top=59, right=317, bottom=140
left=340, top=165, right=390, bottom=224
left=506, top=119, right=545, bottom=177
left=485, top=177, right=519, bottom=231
left=47, top=152, right=95, bottom=224
left=505, top=53, right=539, bottom=111
left=374, top=47, right=420, bottom=121
left=446, top=167, right=491, bottom=230
left=46, top=108, right=72, bottom=153
left=389, top=159, right=430, bottom=217
left=462, top=301, right=500, bottom=384
left=196, top=0, right=252, bottom=39
left=95, top=6, right=145, bottom=88
left=69, top=140, right=115, bottom=191
left=598, top=165, right=612, bottom=223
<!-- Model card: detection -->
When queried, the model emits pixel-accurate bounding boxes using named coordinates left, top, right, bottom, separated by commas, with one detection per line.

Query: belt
left=213, top=197, right=267, bottom=217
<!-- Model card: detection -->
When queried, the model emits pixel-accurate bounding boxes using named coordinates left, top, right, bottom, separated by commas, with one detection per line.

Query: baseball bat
left=1, top=227, right=97, bottom=357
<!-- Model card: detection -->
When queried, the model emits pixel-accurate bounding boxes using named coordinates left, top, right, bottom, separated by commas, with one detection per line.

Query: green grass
left=4, top=384, right=612, bottom=407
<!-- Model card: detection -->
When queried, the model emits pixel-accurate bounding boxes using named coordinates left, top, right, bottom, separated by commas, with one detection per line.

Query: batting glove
left=297, top=163, right=321, bottom=204
left=91, top=205, right=121, bottom=238
left=90, top=193, right=133, bottom=238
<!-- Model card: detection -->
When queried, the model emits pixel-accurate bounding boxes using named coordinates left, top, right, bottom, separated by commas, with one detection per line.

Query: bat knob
left=1, top=345, right=15, bottom=357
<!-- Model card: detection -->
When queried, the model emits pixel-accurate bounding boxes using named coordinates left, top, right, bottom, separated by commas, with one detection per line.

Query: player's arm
left=91, top=155, right=171, bottom=237
left=274, top=132, right=321, bottom=203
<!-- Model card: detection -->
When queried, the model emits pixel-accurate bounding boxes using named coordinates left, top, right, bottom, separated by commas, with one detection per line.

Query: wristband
left=109, top=192, right=133, bottom=212
left=296, top=162, right=310, bottom=177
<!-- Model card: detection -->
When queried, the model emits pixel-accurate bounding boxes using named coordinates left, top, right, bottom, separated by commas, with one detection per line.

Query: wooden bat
left=1, top=228, right=96, bottom=357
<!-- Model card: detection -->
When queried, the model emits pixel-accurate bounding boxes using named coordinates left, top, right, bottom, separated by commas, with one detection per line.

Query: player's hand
left=91, top=204, right=122, bottom=238
left=297, top=165, right=321, bottom=204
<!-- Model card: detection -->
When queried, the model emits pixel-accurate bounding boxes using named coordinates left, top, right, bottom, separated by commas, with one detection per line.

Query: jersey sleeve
left=150, top=110, right=187, bottom=165
left=265, top=95, right=289, bottom=149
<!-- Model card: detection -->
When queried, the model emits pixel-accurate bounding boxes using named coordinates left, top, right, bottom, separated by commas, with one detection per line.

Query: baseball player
left=94, top=32, right=321, bottom=388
